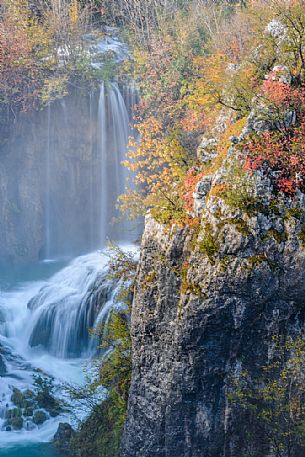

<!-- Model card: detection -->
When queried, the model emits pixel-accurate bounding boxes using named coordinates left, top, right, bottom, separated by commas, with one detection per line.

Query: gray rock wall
left=121, top=179, right=305, bottom=456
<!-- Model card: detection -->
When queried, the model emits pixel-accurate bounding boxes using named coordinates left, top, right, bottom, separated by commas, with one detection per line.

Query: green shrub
left=268, top=228, right=287, bottom=243
left=198, top=231, right=220, bottom=260
left=33, top=410, right=48, bottom=425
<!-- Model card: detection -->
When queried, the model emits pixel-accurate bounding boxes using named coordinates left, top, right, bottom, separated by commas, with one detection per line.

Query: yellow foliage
left=200, top=117, right=248, bottom=179
left=208, top=183, right=228, bottom=198
left=120, top=0, right=305, bottom=227
left=70, top=0, right=79, bottom=25
left=125, top=117, right=188, bottom=187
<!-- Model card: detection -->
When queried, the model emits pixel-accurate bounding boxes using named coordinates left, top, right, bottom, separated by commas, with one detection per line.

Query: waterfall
left=45, top=104, right=52, bottom=260
left=89, top=91, right=95, bottom=251
left=0, top=32, right=140, bottom=446
left=0, top=247, right=136, bottom=443
left=0, top=32, right=142, bottom=265
left=40, top=81, right=137, bottom=260
left=0, top=247, right=137, bottom=361
left=98, top=82, right=108, bottom=247
left=27, top=253, right=115, bottom=358
left=97, top=81, right=132, bottom=247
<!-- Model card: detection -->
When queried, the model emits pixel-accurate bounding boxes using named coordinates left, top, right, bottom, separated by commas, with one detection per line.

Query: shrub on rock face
left=11, top=416, right=23, bottom=430
left=33, top=410, right=48, bottom=425
left=54, top=423, right=76, bottom=457
left=11, top=389, right=24, bottom=408
left=243, top=116, right=305, bottom=195
left=260, top=71, right=305, bottom=111
left=33, top=374, right=61, bottom=416
left=229, top=336, right=305, bottom=457
left=5, top=407, right=23, bottom=430
left=6, top=407, right=22, bottom=420
left=251, top=72, right=305, bottom=129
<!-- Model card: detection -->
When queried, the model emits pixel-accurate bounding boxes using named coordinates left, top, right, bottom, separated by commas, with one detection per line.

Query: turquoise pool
left=0, top=444, right=62, bottom=457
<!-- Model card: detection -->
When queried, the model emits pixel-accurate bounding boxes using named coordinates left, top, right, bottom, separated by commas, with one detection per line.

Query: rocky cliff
left=120, top=135, right=305, bottom=456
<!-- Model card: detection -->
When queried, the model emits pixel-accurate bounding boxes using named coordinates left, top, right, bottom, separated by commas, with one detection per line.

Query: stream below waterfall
left=0, top=443, right=61, bottom=457
left=0, top=248, right=134, bottom=455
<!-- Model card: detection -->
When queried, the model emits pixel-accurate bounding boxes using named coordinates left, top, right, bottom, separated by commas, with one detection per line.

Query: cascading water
left=98, top=81, right=135, bottom=246
left=0, top=31, right=140, bottom=454
left=35, top=32, right=140, bottom=262
left=27, top=253, right=115, bottom=358
left=40, top=80, right=139, bottom=261
left=0, top=247, right=135, bottom=447
left=45, top=104, right=52, bottom=261
left=89, top=91, right=96, bottom=252
left=0, top=31, right=141, bottom=266
left=98, top=82, right=108, bottom=247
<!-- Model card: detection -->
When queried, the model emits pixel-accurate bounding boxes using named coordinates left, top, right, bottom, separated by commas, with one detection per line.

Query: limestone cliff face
left=120, top=158, right=305, bottom=456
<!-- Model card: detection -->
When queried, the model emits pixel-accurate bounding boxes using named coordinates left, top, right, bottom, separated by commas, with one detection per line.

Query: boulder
left=54, top=423, right=76, bottom=456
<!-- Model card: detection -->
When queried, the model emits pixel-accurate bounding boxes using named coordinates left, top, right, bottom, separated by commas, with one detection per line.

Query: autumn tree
left=120, top=0, right=305, bottom=224
left=0, top=0, right=51, bottom=110
left=243, top=113, right=305, bottom=194
left=119, top=1, right=253, bottom=223
left=0, top=0, right=94, bottom=111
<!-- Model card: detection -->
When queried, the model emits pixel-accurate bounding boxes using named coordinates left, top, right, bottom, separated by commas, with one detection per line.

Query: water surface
left=0, top=443, right=62, bottom=457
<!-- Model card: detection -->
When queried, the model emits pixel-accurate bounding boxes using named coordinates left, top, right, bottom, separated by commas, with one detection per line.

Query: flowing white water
left=89, top=90, right=95, bottom=252
left=42, top=81, right=138, bottom=260
left=98, top=81, right=133, bottom=246
left=45, top=104, right=52, bottom=261
left=98, top=82, right=108, bottom=247
left=0, top=248, right=135, bottom=447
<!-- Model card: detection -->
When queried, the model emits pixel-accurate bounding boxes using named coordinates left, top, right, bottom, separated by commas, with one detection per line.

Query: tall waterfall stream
left=0, top=33, right=138, bottom=455
left=43, top=80, right=139, bottom=260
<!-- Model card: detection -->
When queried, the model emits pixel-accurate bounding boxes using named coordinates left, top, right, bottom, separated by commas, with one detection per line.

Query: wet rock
left=24, top=389, right=35, bottom=399
left=23, top=407, right=34, bottom=417
left=24, top=420, right=36, bottom=431
left=54, top=423, right=75, bottom=456
left=22, top=398, right=34, bottom=409
left=6, top=407, right=22, bottom=420
left=5, top=408, right=23, bottom=431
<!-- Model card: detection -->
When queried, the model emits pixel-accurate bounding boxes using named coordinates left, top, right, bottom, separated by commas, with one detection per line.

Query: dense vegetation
left=0, top=0, right=126, bottom=112
left=116, top=0, right=305, bottom=223
left=4, top=2, right=305, bottom=212
left=7, top=1, right=305, bottom=215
